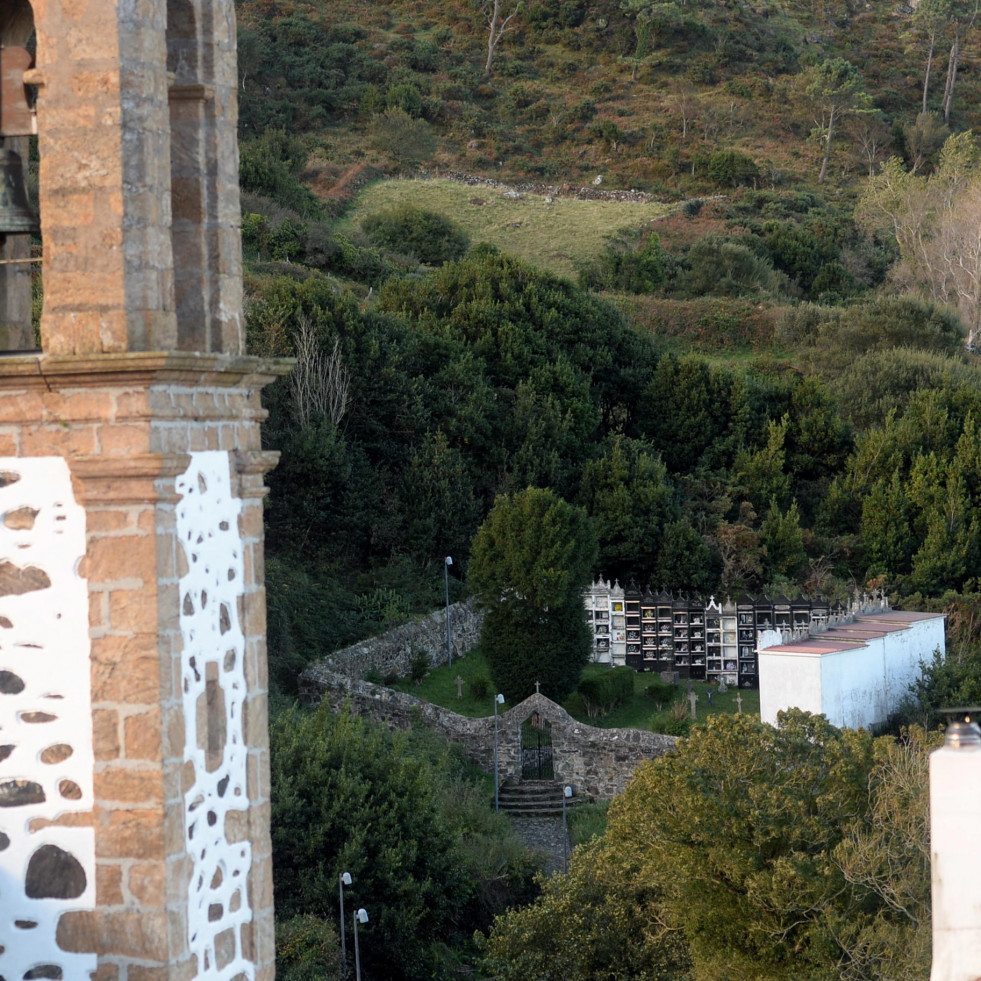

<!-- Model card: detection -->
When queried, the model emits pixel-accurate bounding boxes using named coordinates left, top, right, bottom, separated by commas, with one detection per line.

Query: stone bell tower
left=0, top=0, right=286, bottom=978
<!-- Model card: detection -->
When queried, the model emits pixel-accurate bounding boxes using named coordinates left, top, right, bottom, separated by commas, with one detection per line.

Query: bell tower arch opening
left=0, top=0, right=40, bottom=352
left=167, top=0, right=245, bottom=354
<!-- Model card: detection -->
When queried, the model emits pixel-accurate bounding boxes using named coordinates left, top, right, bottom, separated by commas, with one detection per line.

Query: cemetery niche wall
left=585, top=581, right=844, bottom=689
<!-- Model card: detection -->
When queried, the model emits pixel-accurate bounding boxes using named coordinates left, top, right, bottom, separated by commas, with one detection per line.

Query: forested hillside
left=236, top=0, right=981, bottom=714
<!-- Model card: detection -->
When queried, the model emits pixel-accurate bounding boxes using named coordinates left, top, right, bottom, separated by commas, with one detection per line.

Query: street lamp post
left=494, top=693, right=505, bottom=811
left=444, top=556, right=453, bottom=667
left=339, top=871, right=352, bottom=977
left=353, top=908, right=369, bottom=981
left=562, top=785, right=573, bottom=872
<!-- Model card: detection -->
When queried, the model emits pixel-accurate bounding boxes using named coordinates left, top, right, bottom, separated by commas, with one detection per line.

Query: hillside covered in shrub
left=237, top=0, right=981, bottom=711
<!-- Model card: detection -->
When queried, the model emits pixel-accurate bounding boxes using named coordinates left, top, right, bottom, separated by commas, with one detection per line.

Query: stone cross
left=455, top=676, right=465, bottom=699
left=689, top=690, right=698, bottom=719
left=535, top=680, right=541, bottom=695
left=719, top=676, right=728, bottom=693
left=735, top=693, right=743, bottom=714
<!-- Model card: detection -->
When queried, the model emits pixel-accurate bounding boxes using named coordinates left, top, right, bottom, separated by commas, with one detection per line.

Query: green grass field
left=394, top=651, right=760, bottom=728
left=340, top=178, right=677, bottom=281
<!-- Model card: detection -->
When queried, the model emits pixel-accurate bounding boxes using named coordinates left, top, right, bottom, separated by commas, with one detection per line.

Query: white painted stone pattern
left=176, top=452, right=254, bottom=980
left=0, top=458, right=96, bottom=981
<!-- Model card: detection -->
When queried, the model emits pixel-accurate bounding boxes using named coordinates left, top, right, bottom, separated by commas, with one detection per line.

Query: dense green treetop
left=271, top=705, right=540, bottom=980
left=482, top=712, right=939, bottom=981
left=469, top=486, right=598, bottom=613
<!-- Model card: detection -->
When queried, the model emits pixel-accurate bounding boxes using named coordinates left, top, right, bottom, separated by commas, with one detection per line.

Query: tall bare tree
left=941, top=0, right=980, bottom=124
left=857, top=133, right=981, bottom=346
left=482, top=0, right=520, bottom=77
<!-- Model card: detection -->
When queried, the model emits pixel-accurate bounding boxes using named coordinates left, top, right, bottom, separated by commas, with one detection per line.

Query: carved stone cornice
left=0, top=351, right=294, bottom=391
left=68, top=453, right=193, bottom=505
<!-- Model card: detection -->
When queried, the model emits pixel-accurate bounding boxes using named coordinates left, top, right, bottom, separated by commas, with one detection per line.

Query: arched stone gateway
left=0, top=0, right=289, bottom=977
left=520, top=708, right=554, bottom=780
left=303, top=672, right=678, bottom=800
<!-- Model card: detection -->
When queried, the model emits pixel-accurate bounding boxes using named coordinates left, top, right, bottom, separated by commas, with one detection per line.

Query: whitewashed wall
left=176, top=452, right=254, bottom=981
left=0, top=458, right=96, bottom=981
left=759, top=617, right=945, bottom=729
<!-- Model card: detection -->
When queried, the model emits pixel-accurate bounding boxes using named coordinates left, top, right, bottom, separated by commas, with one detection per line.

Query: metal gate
left=521, top=718, right=554, bottom=780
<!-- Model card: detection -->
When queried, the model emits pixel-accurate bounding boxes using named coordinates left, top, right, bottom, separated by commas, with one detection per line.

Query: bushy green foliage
left=480, top=836, right=692, bottom=981
left=815, top=295, right=965, bottom=359
left=577, top=666, right=636, bottom=718
left=271, top=705, right=541, bottom=981
left=385, top=82, right=424, bottom=116
left=369, top=108, right=437, bottom=169
left=826, top=386, right=981, bottom=592
left=762, top=221, right=836, bottom=294
left=683, top=234, right=786, bottom=298
left=483, top=711, right=937, bottom=981
left=469, top=487, right=597, bottom=701
left=362, top=203, right=470, bottom=264
left=706, top=148, right=759, bottom=187
left=653, top=519, right=717, bottom=593
left=238, top=13, right=388, bottom=133
left=239, top=130, right=325, bottom=218
left=577, top=231, right=675, bottom=294
left=275, top=915, right=343, bottom=981
left=576, top=436, right=680, bottom=584
left=835, top=347, right=981, bottom=430
left=644, top=678, right=676, bottom=706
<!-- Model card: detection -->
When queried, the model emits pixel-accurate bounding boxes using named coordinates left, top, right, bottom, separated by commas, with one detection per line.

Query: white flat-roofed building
left=758, top=609, right=946, bottom=730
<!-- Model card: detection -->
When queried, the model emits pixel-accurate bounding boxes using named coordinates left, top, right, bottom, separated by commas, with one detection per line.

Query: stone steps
left=496, top=780, right=580, bottom=817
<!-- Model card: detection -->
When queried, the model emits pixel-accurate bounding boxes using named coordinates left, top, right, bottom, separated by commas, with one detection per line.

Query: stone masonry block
left=85, top=508, right=140, bottom=535
left=41, top=389, right=117, bottom=422
left=96, top=862, right=125, bottom=905
left=97, top=807, right=165, bottom=859
left=57, top=909, right=170, bottom=960
left=22, top=423, right=99, bottom=456
left=107, top=587, right=160, bottom=634
left=127, top=861, right=166, bottom=906
left=0, top=390, right=43, bottom=421
left=98, top=423, right=154, bottom=456
left=94, top=768, right=165, bottom=806
left=82, top=533, right=154, bottom=585
left=124, top=707, right=162, bottom=759
left=93, top=708, right=121, bottom=761
left=90, top=964, right=120, bottom=981
left=91, top=644, right=162, bottom=704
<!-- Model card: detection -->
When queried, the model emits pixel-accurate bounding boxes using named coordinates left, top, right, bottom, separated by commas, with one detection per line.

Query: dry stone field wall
left=299, top=670, right=676, bottom=800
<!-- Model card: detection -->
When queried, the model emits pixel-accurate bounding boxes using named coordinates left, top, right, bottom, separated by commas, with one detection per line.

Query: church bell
left=0, top=148, right=38, bottom=234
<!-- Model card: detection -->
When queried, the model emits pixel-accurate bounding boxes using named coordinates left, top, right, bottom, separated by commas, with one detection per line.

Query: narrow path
left=506, top=815, right=570, bottom=876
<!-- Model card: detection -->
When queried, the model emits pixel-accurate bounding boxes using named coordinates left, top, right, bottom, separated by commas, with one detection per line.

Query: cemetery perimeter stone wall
left=306, top=598, right=484, bottom=683
left=298, top=668, right=677, bottom=801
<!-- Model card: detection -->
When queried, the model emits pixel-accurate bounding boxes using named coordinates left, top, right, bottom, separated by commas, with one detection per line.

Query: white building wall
left=759, top=617, right=945, bottom=730
left=758, top=629, right=824, bottom=725
left=930, top=738, right=981, bottom=981
left=818, top=645, right=889, bottom=730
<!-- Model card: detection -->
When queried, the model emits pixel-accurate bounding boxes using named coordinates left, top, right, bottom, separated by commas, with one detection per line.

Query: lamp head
left=445, top=555, right=453, bottom=566
left=356, top=908, right=369, bottom=924
left=564, top=785, right=573, bottom=798
left=340, top=872, right=352, bottom=886
left=495, top=693, right=505, bottom=704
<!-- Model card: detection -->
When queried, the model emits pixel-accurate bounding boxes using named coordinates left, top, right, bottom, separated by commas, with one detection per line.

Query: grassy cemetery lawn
left=394, top=652, right=760, bottom=729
